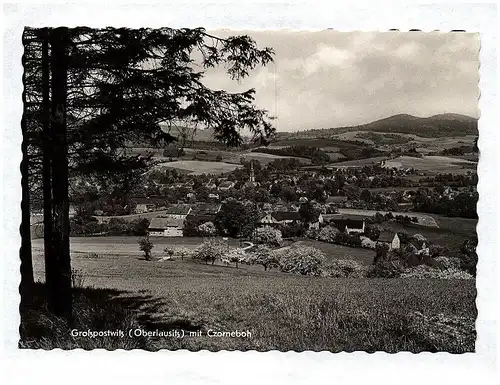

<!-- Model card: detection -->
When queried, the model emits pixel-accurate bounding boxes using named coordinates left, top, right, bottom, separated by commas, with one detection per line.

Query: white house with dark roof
left=377, top=230, right=400, bottom=251
left=148, top=217, right=185, bottom=237
left=164, top=204, right=192, bottom=220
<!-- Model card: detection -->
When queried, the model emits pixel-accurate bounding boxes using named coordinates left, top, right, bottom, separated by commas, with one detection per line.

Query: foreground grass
left=21, top=256, right=477, bottom=352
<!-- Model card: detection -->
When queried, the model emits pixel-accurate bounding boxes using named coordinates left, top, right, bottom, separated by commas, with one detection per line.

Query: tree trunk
left=47, top=27, right=72, bottom=321
left=41, top=27, right=54, bottom=294
left=20, top=32, right=34, bottom=295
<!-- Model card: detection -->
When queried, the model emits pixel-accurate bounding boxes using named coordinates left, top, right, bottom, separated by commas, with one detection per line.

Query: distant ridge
left=279, top=113, right=478, bottom=139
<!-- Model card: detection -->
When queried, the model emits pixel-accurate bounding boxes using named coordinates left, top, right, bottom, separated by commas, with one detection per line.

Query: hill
left=280, top=113, right=478, bottom=139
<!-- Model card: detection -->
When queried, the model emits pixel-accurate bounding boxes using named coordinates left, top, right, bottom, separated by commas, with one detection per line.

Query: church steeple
left=249, top=161, right=255, bottom=183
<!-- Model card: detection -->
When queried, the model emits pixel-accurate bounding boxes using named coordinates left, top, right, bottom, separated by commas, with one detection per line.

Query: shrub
left=278, top=245, right=326, bottom=276
left=192, top=239, right=226, bottom=265
left=198, top=221, right=217, bottom=237
left=364, top=225, right=381, bottom=241
left=253, top=227, right=283, bottom=247
left=71, top=268, right=85, bottom=288
left=322, top=259, right=367, bottom=278
left=305, top=227, right=320, bottom=240
left=367, top=260, right=405, bottom=278
left=374, top=243, right=389, bottom=264
left=163, top=247, right=175, bottom=259
left=434, top=256, right=462, bottom=270
left=318, top=226, right=340, bottom=243
left=401, top=265, right=474, bottom=279
left=335, top=232, right=363, bottom=247
left=138, top=236, right=154, bottom=260
left=280, top=223, right=306, bottom=238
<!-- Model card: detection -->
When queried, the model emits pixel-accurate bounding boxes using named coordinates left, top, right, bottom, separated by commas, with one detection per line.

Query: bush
left=71, top=268, right=85, bottom=288
left=321, top=260, right=367, bottom=278
left=198, top=221, right=217, bottom=237
left=280, top=223, right=306, bottom=238
left=364, top=225, right=381, bottom=241
left=401, top=265, right=474, bottom=279
left=434, top=256, right=462, bottom=270
left=367, top=260, right=405, bottom=278
left=335, top=232, right=362, bottom=247
left=318, top=226, right=340, bottom=243
left=138, top=236, right=154, bottom=260
left=253, top=227, right=283, bottom=247
left=192, top=239, right=226, bottom=265
left=278, top=245, right=326, bottom=276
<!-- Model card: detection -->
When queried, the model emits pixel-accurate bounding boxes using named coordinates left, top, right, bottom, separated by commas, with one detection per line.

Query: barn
left=148, top=217, right=185, bottom=237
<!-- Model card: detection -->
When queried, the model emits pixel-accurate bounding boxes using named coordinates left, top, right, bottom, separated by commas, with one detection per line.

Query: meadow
left=383, top=155, right=477, bottom=175
left=25, top=236, right=476, bottom=352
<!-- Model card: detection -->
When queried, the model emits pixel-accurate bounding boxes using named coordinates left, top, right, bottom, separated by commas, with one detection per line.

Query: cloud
left=202, top=31, right=479, bottom=131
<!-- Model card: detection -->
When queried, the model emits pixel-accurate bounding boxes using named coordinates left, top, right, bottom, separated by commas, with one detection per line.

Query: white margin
left=1, top=2, right=498, bottom=385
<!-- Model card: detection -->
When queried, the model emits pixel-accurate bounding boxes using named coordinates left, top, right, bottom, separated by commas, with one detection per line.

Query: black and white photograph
left=17, top=26, right=481, bottom=353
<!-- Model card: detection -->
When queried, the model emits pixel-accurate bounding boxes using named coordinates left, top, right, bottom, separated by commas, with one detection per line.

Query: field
left=383, top=155, right=477, bottom=175
left=336, top=209, right=439, bottom=227
left=27, top=238, right=476, bottom=352
left=295, top=240, right=375, bottom=265
left=157, top=160, right=242, bottom=175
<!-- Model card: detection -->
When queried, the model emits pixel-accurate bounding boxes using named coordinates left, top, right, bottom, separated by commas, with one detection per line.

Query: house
left=148, top=217, right=184, bottom=237
left=164, top=204, right=192, bottom=220
left=271, top=211, right=302, bottom=226
left=208, top=193, right=220, bottom=200
left=325, top=214, right=366, bottom=234
left=132, top=197, right=157, bottom=214
left=259, top=213, right=279, bottom=228
left=185, top=204, right=222, bottom=228
left=308, top=213, right=324, bottom=230
left=218, top=181, right=235, bottom=191
left=377, top=230, right=400, bottom=251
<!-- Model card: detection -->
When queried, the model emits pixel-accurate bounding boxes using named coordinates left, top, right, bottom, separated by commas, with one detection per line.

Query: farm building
left=164, top=204, right=192, bottom=220
left=148, top=217, right=185, bottom=237
left=325, top=214, right=366, bottom=234
left=271, top=211, right=302, bottom=226
left=377, top=230, right=400, bottom=251
left=308, top=213, right=324, bottom=230
left=132, top=197, right=157, bottom=214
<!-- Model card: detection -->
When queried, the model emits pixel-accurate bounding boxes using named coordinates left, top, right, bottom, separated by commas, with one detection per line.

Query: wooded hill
left=279, top=113, right=478, bottom=139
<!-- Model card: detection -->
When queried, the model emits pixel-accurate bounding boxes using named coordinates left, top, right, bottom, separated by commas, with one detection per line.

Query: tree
left=192, top=239, right=226, bottom=265
left=250, top=245, right=280, bottom=271
left=215, top=200, right=260, bottom=237
left=278, top=245, right=326, bottom=276
left=364, top=224, right=381, bottom=242
left=138, top=236, right=154, bottom=260
left=299, top=201, right=320, bottom=224
left=253, top=227, right=283, bottom=247
left=22, top=26, right=276, bottom=320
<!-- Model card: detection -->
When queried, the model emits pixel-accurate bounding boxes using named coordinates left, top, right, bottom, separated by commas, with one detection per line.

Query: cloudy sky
left=202, top=31, right=480, bottom=132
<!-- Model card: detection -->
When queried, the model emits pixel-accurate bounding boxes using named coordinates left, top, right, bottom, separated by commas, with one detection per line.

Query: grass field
left=383, top=155, right=477, bottom=175
left=336, top=209, right=439, bottom=227
left=295, top=240, right=375, bottom=265
left=26, top=242, right=476, bottom=352
left=157, top=160, right=242, bottom=175
left=380, top=221, right=475, bottom=252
